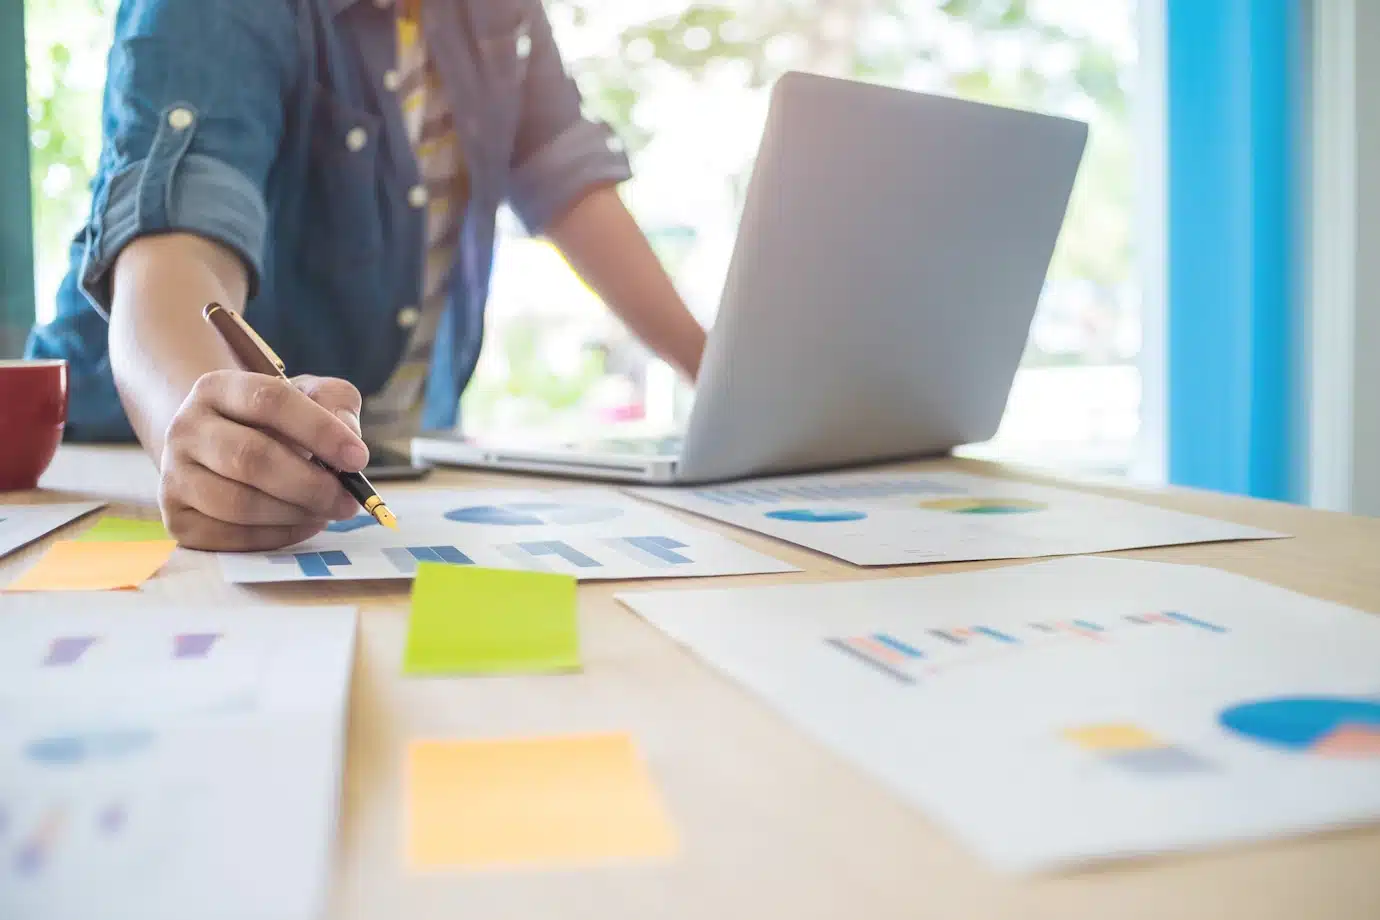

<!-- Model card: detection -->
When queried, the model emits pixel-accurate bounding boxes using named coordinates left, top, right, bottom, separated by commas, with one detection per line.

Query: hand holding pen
left=151, top=304, right=396, bottom=553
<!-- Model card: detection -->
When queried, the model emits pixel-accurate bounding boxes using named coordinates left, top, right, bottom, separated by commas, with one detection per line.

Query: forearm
left=546, top=185, right=706, bottom=379
left=108, top=234, right=249, bottom=464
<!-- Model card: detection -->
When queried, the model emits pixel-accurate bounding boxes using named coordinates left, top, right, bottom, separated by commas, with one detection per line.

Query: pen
left=202, top=303, right=398, bottom=531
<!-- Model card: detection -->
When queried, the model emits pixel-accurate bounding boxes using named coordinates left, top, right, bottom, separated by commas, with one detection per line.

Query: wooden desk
left=12, top=446, right=1380, bottom=920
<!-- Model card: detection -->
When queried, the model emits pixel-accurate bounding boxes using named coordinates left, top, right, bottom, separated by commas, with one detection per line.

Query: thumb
left=293, top=375, right=363, bottom=437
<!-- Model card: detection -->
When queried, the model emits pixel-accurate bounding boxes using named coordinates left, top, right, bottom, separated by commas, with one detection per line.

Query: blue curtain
left=1165, top=0, right=1303, bottom=500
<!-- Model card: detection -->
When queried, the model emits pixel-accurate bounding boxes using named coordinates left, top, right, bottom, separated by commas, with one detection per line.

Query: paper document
left=0, top=503, right=104, bottom=560
left=630, top=471, right=1285, bottom=566
left=619, top=557, right=1380, bottom=871
left=0, top=598, right=357, bottom=920
left=217, top=488, right=795, bottom=584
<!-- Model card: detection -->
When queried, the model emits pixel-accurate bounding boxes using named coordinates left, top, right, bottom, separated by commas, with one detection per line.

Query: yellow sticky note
left=406, top=734, right=679, bottom=870
left=5, top=540, right=177, bottom=592
left=76, top=517, right=171, bottom=543
left=403, top=564, right=579, bottom=675
left=1062, top=724, right=1163, bottom=752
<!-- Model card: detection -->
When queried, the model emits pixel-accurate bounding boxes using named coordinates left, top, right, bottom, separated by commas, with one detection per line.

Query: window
left=29, top=1, right=1138, bottom=475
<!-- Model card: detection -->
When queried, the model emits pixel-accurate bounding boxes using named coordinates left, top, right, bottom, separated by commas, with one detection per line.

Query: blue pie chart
left=444, top=502, right=623, bottom=526
left=1220, top=696, right=1380, bottom=756
left=765, top=509, right=868, bottom=524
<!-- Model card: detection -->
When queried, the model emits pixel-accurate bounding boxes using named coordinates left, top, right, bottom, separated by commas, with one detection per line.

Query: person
left=25, top=0, right=707, bottom=552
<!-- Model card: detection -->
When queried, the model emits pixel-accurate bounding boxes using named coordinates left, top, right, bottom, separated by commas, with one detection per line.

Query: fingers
left=161, top=500, right=326, bottom=552
left=184, top=421, right=358, bottom=520
left=192, top=371, right=369, bottom=472
left=163, top=461, right=353, bottom=527
left=293, top=374, right=364, bottom=439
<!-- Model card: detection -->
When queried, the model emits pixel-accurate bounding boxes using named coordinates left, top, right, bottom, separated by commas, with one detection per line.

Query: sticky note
left=402, top=563, right=579, bottom=675
left=1062, top=724, right=1164, bottom=752
left=5, top=540, right=177, bottom=592
left=76, top=517, right=171, bottom=543
left=406, top=734, right=679, bottom=870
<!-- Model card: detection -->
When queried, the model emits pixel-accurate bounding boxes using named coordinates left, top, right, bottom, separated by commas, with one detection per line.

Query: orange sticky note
left=406, top=733, right=679, bottom=870
left=5, top=540, right=177, bottom=592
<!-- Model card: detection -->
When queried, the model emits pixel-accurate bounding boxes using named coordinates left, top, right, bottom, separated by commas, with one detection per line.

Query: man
left=26, top=0, right=706, bottom=551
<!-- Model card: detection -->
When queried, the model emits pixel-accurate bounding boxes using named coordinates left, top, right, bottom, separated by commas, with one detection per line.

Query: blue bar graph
left=1165, top=611, right=1229, bottom=633
left=974, top=627, right=1019, bottom=645
left=517, top=541, right=601, bottom=568
left=1073, top=620, right=1105, bottom=633
left=270, top=550, right=352, bottom=578
left=381, top=545, right=474, bottom=575
left=873, top=633, right=924, bottom=658
left=624, top=536, right=691, bottom=564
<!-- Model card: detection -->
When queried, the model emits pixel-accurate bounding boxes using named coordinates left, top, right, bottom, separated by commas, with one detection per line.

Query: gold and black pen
left=203, top=303, right=398, bottom=530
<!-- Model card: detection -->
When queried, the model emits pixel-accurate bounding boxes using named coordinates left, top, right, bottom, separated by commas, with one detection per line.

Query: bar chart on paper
left=619, top=557, right=1380, bottom=871
left=632, top=470, right=1287, bottom=565
left=216, top=488, right=796, bottom=584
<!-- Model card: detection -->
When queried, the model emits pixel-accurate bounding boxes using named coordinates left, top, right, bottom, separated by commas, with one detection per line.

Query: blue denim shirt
left=26, top=0, right=631, bottom=441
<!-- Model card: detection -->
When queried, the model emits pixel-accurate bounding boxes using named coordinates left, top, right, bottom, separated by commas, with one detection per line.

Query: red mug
left=0, top=359, right=69, bottom=492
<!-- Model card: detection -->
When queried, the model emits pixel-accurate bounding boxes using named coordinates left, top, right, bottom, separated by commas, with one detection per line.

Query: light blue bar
left=1165, top=611, right=1229, bottom=634
left=974, top=626, right=1019, bottom=645
left=518, top=541, right=601, bottom=569
left=623, top=536, right=692, bottom=565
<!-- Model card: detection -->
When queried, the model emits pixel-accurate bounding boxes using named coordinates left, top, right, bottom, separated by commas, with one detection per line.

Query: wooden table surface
left=11, top=445, right=1380, bottom=920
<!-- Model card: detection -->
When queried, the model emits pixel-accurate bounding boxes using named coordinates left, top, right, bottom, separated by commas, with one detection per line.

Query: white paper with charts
left=629, top=471, right=1285, bottom=565
left=0, top=598, right=356, bottom=920
left=215, top=487, right=796, bottom=584
left=0, top=503, right=104, bottom=560
left=618, top=558, right=1380, bottom=872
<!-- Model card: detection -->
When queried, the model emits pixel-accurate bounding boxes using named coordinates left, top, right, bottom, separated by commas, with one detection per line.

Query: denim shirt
left=26, top=0, right=632, bottom=441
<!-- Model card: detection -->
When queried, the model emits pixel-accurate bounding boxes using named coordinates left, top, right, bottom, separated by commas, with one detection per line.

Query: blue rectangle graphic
left=518, top=541, right=601, bottom=568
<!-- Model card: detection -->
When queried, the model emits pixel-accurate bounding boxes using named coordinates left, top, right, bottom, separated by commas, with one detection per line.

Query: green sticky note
left=77, top=517, right=172, bottom=543
left=403, top=563, right=580, bottom=676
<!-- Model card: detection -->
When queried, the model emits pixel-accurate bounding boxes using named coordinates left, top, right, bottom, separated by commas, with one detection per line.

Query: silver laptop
left=412, top=71, right=1088, bottom=485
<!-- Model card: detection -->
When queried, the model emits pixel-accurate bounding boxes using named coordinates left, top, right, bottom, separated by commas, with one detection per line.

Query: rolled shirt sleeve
left=78, top=0, right=296, bottom=315
left=505, top=3, right=633, bottom=234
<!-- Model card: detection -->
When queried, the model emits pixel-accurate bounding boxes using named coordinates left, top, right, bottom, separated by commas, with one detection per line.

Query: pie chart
left=444, top=502, right=623, bottom=526
left=919, top=498, right=1047, bottom=515
left=765, top=509, right=868, bottom=524
left=1219, top=696, right=1380, bottom=757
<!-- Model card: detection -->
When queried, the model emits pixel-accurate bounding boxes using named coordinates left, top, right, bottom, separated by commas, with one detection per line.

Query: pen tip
left=375, top=505, right=399, bottom=531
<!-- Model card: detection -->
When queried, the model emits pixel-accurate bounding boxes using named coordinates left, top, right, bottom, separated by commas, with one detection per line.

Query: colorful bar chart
left=606, top=535, right=693, bottom=568
left=382, top=545, right=474, bottom=575
left=691, top=478, right=964, bottom=506
left=173, top=633, right=220, bottom=659
left=269, top=551, right=352, bottom=578
left=827, top=634, right=925, bottom=684
left=43, top=636, right=98, bottom=667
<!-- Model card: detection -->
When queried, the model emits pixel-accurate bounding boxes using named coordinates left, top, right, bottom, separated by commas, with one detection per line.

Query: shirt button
left=167, top=108, right=195, bottom=131
left=516, top=33, right=532, bottom=60
left=408, top=185, right=429, bottom=209
left=345, top=127, right=368, bottom=152
left=397, top=306, right=421, bottom=329
left=383, top=69, right=402, bottom=92
left=606, top=135, right=626, bottom=154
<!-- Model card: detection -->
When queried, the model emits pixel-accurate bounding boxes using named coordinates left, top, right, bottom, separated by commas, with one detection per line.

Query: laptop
left=412, top=71, right=1088, bottom=485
